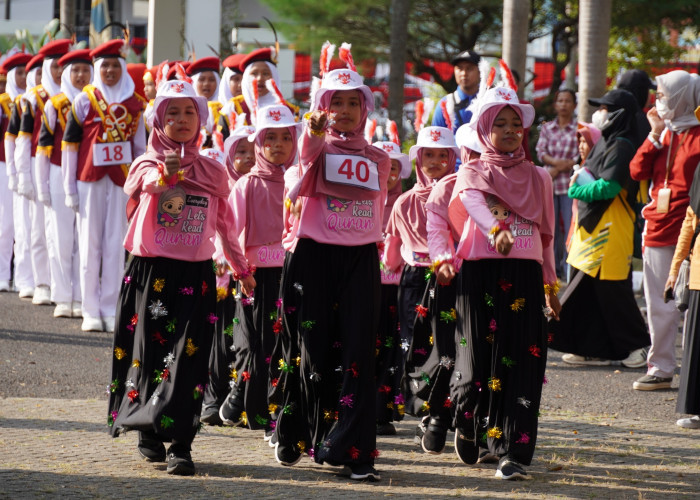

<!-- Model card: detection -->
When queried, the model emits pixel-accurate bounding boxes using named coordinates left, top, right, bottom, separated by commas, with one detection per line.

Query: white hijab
left=6, top=67, right=25, bottom=99
left=92, top=57, right=135, bottom=104
left=241, top=61, right=280, bottom=114
left=61, top=62, right=94, bottom=103
left=41, top=57, right=62, bottom=97
left=218, top=67, right=236, bottom=105
left=191, top=70, right=221, bottom=103
left=26, top=67, right=40, bottom=90
left=657, top=70, right=700, bottom=133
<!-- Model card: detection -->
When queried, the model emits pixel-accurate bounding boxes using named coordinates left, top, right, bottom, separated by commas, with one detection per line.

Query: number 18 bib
left=324, top=153, right=379, bottom=192
left=93, top=141, right=133, bottom=167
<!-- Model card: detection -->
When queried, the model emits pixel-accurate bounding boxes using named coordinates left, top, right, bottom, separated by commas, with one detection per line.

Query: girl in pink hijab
left=217, top=104, right=301, bottom=436
left=108, top=80, right=255, bottom=477
left=383, top=126, right=459, bottom=454
left=445, top=87, right=559, bottom=480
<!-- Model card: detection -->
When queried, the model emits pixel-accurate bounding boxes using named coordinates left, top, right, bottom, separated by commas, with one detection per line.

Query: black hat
left=588, top=88, right=637, bottom=110
left=618, top=69, right=657, bottom=91
left=451, top=50, right=480, bottom=66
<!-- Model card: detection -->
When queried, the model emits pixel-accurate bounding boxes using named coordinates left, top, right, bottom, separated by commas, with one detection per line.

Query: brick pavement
left=1, top=397, right=699, bottom=499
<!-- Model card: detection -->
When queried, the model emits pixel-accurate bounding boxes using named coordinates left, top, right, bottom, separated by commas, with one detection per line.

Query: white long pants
left=47, top=165, right=81, bottom=304
left=28, top=157, right=51, bottom=288
left=643, top=245, right=683, bottom=378
left=76, top=177, right=127, bottom=320
left=12, top=192, right=33, bottom=290
left=0, top=161, right=14, bottom=282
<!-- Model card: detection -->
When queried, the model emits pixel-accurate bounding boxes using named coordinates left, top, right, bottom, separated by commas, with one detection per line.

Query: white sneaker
left=561, top=353, right=611, bottom=366
left=53, top=303, right=73, bottom=318
left=32, top=286, right=52, bottom=305
left=0, top=280, right=10, bottom=292
left=71, top=301, right=83, bottom=318
left=18, top=287, right=34, bottom=299
left=103, top=316, right=115, bottom=333
left=621, top=347, right=649, bottom=369
left=81, top=316, right=104, bottom=332
left=676, top=416, right=700, bottom=429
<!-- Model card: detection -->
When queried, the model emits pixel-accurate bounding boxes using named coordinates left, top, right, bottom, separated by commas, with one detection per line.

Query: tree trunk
left=502, top=0, right=530, bottom=99
left=389, top=0, right=410, bottom=142
left=578, top=0, right=612, bottom=121
left=565, top=43, right=577, bottom=90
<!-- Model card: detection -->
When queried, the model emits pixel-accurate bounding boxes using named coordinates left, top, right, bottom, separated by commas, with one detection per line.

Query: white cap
left=373, top=141, right=411, bottom=179
left=408, top=126, right=459, bottom=161
left=224, top=125, right=255, bottom=158
left=455, top=123, right=482, bottom=154
left=249, top=104, right=303, bottom=142
left=154, top=80, right=209, bottom=126
left=470, top=87, right=535, bottom=129
left=200, top=148, right=225, bottom=165
left=311, top=69, right=375, bottom=112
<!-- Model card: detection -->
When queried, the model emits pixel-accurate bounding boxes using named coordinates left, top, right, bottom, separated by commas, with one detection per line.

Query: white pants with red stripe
left=0, top=161, right=14, bottom=282
left=12, top=192, right=33, bottom=291
left=76, top=176, right=127, bottom=320
left=47, top=165, right=81, bottom=305
left=28, top=157, right=51, bottom=288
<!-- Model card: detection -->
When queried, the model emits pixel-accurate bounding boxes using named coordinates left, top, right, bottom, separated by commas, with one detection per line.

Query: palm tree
left=502, top=0, right=530, bottom=99
left=578, top=0, right=612, bottom=121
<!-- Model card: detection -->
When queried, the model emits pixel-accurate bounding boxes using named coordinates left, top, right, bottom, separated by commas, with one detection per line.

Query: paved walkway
left=1, top=397, right=698, bottom=499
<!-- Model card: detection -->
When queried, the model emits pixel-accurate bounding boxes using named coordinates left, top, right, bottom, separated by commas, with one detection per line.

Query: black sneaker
left=413, top=415, right=429, bottom=445
left=275, top=441, right=302, bottom=466
left=218, top=393, right=244, bottom=426
left=200, top=406, right=224, bottom=426
left=349, top=463, right=381, bottom=481
left=137, top=431, right=166, bottom=462
left=166, top=446, right=195, bottom=476
left=376, top=422, right=397, bottom=436
left=633, top=374, right=672, bottom=391
left=454, top=428, right=478, bottom=465
left=421, top=417, right=448, bottom=454
left=477, top=448, right=499, bottom=464
left=495, top=457, right=529, bottom=480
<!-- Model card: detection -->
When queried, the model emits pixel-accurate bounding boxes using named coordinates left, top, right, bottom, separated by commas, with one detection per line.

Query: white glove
left=17, top=175, right=35, bottom=200
left=65, top=193, right=79, bottom=212
left=37, top=191, right=51, bottom=207
left=8, top=174, right=17, bottom=192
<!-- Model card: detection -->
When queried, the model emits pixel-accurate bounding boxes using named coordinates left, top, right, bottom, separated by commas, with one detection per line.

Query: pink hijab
left=297, top=90, right=390, bottom=200
left=387, top=148, right=456, bottom=253
left=125, top=96, right=229, bottom=220
left=243, top=127, right=298, bottom=247
left=449, top=104, right=552, bottom=244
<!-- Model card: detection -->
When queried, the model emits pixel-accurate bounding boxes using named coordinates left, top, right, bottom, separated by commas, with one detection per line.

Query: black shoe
left=413, top=415, right=429, bottom=445
left=166, top=445, right=195, bottom=476
left=454, top=428, right=478, bottom=465
left=376, top=422, right=397, bottom=436
left=200, top=406, right=224, bottom=426
left=477, top=448, right=499, bottom=464
left=349, top=463, right=381, bottom=481
left=421, top=417, right=448, bottom=454
left=137, top=431, right=166, bottom=462
left=495, top=456, right=529, bottom=480
left=219, top=393, right=244, bottom=426
left=275, top=441, right=302, bottom=466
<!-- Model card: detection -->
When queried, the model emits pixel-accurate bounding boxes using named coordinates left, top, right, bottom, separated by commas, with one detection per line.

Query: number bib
left=93, top=141, right=133, bottom=167
left=324, top=153, right=379, bottom=192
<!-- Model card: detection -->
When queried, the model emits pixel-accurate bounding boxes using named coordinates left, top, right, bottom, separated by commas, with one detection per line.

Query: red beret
left=239, top=48, right=275, bottom=72
left=1, top=53, right=33, bottom=72
left=39, top=39, right=72, bottom=59
left=25, top=54, right=44, bottom=73
left=186, top=56, right=220, bottom=76
left=89, top=39, right=125, bottom=60
left=58, top=49, right=92, bottom=68
left=222, top=53, right=245, bottom=73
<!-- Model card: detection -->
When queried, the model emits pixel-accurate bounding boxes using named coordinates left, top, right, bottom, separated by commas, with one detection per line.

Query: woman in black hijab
left=549, top=89, right=650, bottom=365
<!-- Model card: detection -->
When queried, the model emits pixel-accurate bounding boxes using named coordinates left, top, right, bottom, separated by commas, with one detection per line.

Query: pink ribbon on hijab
left=125, top=96, right=229, bottom=220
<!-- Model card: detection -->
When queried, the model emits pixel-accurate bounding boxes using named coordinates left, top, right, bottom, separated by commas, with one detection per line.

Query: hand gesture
left=163, top=151, right=181, bottom=178
left=495, top=230, right=514, bottom=256
left=308, top=110, right=328, bottom=133
left=647, top=107, right=665, bottom=136
left=436, top=262, right=456, bottom=285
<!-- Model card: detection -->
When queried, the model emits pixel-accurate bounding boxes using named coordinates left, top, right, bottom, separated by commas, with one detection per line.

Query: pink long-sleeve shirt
left=457, top=189, right=556, bottom=285
left=124, top=167, right=248, bottom=275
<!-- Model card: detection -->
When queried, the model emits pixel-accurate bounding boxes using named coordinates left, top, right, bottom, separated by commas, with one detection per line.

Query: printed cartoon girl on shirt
left=158, top=186, right=186, bottom=227
left=487, top=195, right=511, bottom=221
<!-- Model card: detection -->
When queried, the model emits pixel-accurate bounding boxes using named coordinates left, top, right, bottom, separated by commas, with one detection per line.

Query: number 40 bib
left=324, top=153, right=379, bottom=191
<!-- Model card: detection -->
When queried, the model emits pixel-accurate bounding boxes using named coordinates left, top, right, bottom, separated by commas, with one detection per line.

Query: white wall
left=184, top=0, right=221, bottom=59
left=0, top=0, right=53, bottom=22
